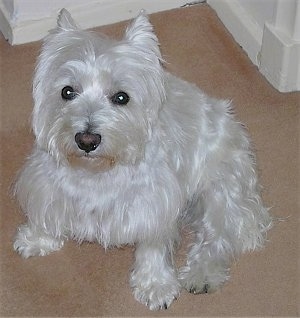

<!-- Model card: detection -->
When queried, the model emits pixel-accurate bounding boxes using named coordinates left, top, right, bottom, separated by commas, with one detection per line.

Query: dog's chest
left=61, top=166, right=160, bottom=246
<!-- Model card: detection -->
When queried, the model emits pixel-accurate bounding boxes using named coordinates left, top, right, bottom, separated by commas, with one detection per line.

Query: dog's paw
left=178, top=264, right=229, bottom=294
left=131, top=280, right=180, bottom=310
left=14, top=224, right=64, bottom=258
left=179, top=265, right=209, bottom=294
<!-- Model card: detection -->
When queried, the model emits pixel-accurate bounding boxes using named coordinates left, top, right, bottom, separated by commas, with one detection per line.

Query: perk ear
left=124, top=10, right=161, bottom=58
left=57, top=8, right=78, bottom=31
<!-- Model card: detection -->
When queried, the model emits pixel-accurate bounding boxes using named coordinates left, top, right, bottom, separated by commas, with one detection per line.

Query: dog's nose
left=75, top=132, right=101, bottom=153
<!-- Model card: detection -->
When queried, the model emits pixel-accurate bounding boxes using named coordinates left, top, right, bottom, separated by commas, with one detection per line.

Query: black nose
left=75, top=132, right=101, bottom=153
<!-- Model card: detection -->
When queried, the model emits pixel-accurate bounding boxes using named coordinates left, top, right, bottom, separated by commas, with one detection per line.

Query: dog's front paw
left=130, top=264, right=181, bottom=311
left=131, top=279, right=180, bottom=310
left=179, top=263, right=229, bottom=294
left=14, top=224, right=64, bottom=258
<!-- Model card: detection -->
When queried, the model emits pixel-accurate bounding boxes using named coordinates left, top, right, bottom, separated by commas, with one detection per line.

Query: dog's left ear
left=57, top=8, right=78, bottom=31
left=124, top=10, right=161, bottom=58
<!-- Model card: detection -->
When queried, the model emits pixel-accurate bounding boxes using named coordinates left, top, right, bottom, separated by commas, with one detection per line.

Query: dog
left=13, top=9, right=272, bottom=310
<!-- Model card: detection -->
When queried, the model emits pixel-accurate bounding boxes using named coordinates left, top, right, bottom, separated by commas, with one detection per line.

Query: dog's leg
left=14, top=223, right=64, bottom=258
left=14, top=154, right=67, bottom=258
left=179, top=150, right=272, bottom=293
left=179, top=197, right=232, bottom=293
left=178, top=228, right=231, bottom=294
left=130, top=241, right=181, bottom=310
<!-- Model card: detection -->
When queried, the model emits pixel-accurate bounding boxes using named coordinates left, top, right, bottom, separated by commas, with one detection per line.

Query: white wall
left=0, top=0, right=190, bottom=44
left=1, top=0, right=97, bottom=22
left=241, top=0, right=276, bottom=30
left=208, top=0, right=300, bottom=92
left=1, top=0, right=299, bottom=92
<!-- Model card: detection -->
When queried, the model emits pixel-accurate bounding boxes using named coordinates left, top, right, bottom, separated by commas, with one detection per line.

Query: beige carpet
left=1, top=4, right=299, bottom=316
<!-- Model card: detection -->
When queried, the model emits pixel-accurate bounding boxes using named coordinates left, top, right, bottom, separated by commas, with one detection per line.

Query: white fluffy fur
left=14, top=9, right=272, bottom=310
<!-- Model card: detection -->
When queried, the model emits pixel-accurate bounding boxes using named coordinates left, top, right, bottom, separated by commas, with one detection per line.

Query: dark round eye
left=61, top=86, right=77, bottom=100
left=111, top=91, right=130, bottom=105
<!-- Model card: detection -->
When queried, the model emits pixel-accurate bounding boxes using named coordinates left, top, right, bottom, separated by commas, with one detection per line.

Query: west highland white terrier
left=14, top=9, right=272, bottom=310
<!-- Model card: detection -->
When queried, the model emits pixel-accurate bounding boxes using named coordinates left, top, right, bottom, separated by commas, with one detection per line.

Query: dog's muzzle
left=75, top=132, right=101, bottom=153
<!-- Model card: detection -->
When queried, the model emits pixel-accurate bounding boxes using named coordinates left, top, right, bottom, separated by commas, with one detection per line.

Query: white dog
left=14, top=9, right=272, bottom=310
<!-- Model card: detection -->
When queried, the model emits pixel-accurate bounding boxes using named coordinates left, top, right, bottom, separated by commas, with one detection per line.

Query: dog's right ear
left=57, top=9, right=78, bottom=31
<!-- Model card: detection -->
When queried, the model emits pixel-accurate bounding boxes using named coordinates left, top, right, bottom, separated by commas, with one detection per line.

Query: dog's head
left=32, top=9, right=165, bottom=168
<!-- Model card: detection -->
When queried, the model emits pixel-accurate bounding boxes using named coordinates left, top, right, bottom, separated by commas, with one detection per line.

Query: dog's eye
left=111, top=91, right=130, bottom=105
left=61, top=86, right=77, bottom=100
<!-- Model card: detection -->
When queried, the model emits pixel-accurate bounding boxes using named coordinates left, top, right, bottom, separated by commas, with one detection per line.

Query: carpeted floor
left=0, top=4, right=299, bottom=316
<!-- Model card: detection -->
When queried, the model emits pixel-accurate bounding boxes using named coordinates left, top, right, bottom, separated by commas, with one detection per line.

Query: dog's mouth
left=67, top=154, right=116, bottom=172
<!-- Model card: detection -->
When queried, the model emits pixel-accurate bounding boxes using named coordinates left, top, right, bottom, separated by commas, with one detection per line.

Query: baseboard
left=259, top=22, right=300, bottom=92
left=0, top=2, right=12, bottom=42
left=207, top=0, right=300, bottom=92
left=207, top=0, right=262, bottom=66
left=0, top=0, right=189, bottom=45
